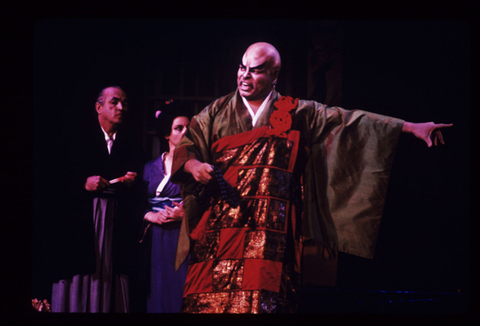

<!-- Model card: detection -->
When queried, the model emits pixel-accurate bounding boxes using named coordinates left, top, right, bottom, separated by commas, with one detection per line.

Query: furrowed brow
left=250, top=62, right=267, bottom=70
left=239, top=61, right=267, bottom=70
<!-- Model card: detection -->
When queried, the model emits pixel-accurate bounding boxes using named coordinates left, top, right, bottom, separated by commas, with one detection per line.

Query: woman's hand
left=164, top=202, right=185, bottom=223
left=144, top=210, right=169, bottom=225
left=144, top=202, right=184, bottom=225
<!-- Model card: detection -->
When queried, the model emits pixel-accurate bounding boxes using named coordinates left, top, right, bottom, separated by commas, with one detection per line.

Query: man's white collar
left=241, top=90, right=273, bottom=127
left=100, top=126, right=116, bottom=141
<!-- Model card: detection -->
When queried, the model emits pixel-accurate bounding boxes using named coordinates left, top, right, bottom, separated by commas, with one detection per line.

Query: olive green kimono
left=171, top=89, right=404, bottom=313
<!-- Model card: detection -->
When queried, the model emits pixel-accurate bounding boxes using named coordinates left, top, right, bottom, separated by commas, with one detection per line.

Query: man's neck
left=241, top=90, right=273, bottom=127
left=99, top=120, right=118, bottom=137
left=246, top=99, right=264, bottom=114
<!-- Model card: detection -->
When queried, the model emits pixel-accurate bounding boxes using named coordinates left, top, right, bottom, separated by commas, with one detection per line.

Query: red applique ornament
left=267, top=96, right=299, bottom=137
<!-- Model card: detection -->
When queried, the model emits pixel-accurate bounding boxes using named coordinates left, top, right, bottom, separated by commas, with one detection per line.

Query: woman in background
left=139, top=100, right=190, bottom=313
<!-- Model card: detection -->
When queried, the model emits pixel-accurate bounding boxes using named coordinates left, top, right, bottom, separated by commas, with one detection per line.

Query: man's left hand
left=402, top=121, right=453, bottom=147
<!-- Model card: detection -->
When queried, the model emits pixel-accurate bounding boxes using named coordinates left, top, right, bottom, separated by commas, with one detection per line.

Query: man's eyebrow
left=251, top=62, right=267, bottom=70
left=110, top=96, right=128, bottom=103
left=239, top=61, right=267, bottom=70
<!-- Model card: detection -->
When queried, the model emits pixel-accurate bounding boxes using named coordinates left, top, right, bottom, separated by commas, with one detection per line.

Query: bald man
left=171, top=42, right=451, bottom=313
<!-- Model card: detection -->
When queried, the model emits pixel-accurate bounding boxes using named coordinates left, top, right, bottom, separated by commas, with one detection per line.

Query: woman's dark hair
left=154, top=99, right=190, bottom=152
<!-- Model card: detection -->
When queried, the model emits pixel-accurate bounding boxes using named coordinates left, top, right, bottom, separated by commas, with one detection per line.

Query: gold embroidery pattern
left=190, top=230, right=220, bottom=264
left=182, top=290, right=287, bottom=313
left=238, top=167, right=292, bottom=200
left=209, top=194, right=289, bottom=232
left=266, top=199, right=288, bottom=230
left=213, top=259, right=244, bottom=291
left=214, top=137, right=293, bottom=171
left=244, top=230, right=286, bottom=261
left=183, top=129, right=300, bottom=313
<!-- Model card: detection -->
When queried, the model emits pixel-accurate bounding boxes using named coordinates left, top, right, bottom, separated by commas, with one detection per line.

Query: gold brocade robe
left=172, top=90, right=404, bottom=312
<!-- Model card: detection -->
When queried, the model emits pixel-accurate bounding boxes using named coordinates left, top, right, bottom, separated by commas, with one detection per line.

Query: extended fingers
left=435, top=123, right=453, bottom=129
left=433, top=130, right=445, bottom=146
left=428, top=123, right=451, bottom=147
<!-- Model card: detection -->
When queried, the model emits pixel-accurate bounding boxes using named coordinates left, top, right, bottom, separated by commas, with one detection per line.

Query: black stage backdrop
left=29, top=19, right=472, bottom=315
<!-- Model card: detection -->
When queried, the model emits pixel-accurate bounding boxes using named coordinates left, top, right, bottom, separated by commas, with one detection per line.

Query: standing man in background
left=51, top=86, right=146, bottom=312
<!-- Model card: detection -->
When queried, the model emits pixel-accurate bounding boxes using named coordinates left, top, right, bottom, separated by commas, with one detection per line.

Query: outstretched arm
left=402, top=121, right=453, bottom=147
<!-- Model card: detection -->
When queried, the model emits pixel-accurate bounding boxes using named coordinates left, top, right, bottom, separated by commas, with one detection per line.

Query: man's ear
left=272, top=69, right=279, bottom=85
left=95, top=102, right=102, bottom=115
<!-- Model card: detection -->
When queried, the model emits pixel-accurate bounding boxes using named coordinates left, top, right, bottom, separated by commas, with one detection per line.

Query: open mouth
left=239, top=81, right=252, bottom=90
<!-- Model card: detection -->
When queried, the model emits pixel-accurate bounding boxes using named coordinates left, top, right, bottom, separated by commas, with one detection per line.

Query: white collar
left=241, top=90, right=273, bottom=127
left=155, top=153, right=169, bottom=196
left=100, top=126, right=116, bottom=141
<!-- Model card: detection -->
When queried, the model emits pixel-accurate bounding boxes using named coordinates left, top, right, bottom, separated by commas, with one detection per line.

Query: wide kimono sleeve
left=171, top=100, right=223, bottom=271
left=299, top=103, right=405, bottom=260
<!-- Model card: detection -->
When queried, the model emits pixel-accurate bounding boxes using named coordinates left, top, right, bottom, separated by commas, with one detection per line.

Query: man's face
left=96, top=87, right=128, bottom=126
left=237, top=50, right=278, bottom=102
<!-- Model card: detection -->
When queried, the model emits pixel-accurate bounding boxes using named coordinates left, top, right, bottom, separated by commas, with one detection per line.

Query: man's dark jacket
left=51, top=121, right=146, bottom=281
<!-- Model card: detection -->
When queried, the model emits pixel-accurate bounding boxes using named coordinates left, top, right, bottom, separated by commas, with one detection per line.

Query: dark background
left=27, top=18, right=472, bottom=314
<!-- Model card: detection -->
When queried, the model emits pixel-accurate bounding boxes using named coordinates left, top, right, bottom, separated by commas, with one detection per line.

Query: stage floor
left=297, top=287, right=470, bottom=314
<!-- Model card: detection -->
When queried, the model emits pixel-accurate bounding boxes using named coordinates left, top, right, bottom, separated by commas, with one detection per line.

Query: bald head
left=242, top=42, right=281, bottom=72
left=237, top=42, right=282, bottom=106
